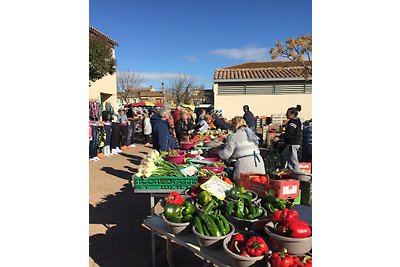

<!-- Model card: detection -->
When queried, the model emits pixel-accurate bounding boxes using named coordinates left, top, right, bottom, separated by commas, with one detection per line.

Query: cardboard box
left=239, top=173, right=267, bottom=191
left=299, top=162, right=312, bottom=174
left=266, top=179, right=300, bottom=200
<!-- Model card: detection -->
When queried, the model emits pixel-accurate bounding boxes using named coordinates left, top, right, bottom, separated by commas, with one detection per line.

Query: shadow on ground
left=89, top=182, right=205, bottom=267
left=100, top=167, right=133, bottom=181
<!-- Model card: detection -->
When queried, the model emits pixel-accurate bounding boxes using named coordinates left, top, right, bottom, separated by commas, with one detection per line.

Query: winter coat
left=218, top=127, right=265, bottom=181
left=150, top=114, right=177, bottom=151
left=243, top=110, right=256, bottom=128
left=175, top=118, right=194, bottom=141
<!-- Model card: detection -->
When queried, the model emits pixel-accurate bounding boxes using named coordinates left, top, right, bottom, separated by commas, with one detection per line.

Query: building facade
left=89, top=26, right=119, bottom=112
left=213, top=61, right=312, bottom=120
left=117, top=87, right=165, bottom=108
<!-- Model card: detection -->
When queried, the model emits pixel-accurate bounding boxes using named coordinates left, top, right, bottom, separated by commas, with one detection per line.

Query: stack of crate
left=271, top=114, right=286, bottom=125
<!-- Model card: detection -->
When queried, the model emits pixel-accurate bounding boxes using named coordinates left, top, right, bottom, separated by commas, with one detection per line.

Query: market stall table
left=134, top=188, right=186, bottom=267
left=142, top=215, right=231, bottom=267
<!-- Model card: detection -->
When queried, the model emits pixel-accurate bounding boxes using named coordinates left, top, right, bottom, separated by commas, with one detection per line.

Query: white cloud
left=137, top=72, right=181, bottom=82
left=186, top=56, right=198, bottom=62
left=210, top=46, right=269, bottom=61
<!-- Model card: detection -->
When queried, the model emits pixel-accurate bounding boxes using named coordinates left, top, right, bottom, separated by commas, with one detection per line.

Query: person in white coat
left=143, top=111, right=152, bottom=146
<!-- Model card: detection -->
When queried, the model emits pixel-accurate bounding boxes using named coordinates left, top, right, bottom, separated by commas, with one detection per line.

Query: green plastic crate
left=133, top=175, right=198, bottom=190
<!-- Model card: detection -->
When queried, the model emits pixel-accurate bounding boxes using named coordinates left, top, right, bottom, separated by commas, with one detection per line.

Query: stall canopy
left=125, top=101, right=163, bottom=108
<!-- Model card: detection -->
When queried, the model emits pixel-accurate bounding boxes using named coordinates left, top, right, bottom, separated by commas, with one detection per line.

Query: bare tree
left=117, top=70, right=144, bottom=104
left=269, top=34, right=312, bottom=80
left=166, top=74, right=203, bottom=104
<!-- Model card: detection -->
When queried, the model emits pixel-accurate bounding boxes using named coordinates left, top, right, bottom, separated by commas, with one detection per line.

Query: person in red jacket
left=173, top=104, right=183, bottom=122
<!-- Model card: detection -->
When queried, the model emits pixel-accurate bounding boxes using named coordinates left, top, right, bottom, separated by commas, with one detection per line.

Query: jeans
left=282, top=144, right=301, bottom=172
left=126, top=122, right=133, bottom=146
left=111, top=122, right=120, bottom=149
left=89, top=125, right=98, bottom=158
left=104, top=124, right=112, bottom=146
left=120, top=124, right=128, bottom=147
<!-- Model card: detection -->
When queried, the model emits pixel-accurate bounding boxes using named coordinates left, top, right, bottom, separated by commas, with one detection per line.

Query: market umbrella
left=128, top=101, right=155, bottom=107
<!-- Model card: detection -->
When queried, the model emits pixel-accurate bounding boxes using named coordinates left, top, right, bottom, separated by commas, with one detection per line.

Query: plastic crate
left=133, top=175, right=198, bottom=190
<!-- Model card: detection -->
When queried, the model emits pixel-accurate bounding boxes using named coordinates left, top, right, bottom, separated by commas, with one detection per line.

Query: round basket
left=203, top=166, right=224, bottom=173
left=264, top=221, right=312, bottom=255
left=225, top=207, right=267, bottom=231
left=181, top=143, right=196, bottom=150
left=161, top=214, right=191, bottom=235
left=166, top=151, right=186, bottom=164
left=222, top=235, right=272, bottom=267
left=192, top=222, right=235, bottom=250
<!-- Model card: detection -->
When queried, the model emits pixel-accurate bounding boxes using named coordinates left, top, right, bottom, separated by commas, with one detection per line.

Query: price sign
left=200, top=177, right=233, bottom=200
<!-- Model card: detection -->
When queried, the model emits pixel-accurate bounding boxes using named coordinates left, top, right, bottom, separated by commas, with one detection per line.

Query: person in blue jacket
left=150, top=108, right=178, bottom=151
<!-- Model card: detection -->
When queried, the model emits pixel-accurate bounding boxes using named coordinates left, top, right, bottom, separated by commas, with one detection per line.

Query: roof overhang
left=213, top=77, right=311, bottom=83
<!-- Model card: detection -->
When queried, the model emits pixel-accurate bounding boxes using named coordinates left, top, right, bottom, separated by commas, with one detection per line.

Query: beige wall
left=213, top=83, right=312, bottom=121
left=89, top=49, right=117, bottom=112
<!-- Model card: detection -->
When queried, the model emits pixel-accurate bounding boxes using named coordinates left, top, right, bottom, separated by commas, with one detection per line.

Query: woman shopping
left=274, top=105, right=303, bottom=172
left=218, top=116, right=265, bottom=182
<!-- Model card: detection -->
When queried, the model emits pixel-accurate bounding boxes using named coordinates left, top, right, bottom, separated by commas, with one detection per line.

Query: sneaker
left=116, top=147, right=122, bottom=152
left=93, top=157, right=101, bottom=161
left=111, top=149, right=117, bottom=155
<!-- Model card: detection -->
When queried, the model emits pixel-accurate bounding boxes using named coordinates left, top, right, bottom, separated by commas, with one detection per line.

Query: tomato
left=251, top=176, right=260, bottom=183
left=259, top=175, right=268, bottom=183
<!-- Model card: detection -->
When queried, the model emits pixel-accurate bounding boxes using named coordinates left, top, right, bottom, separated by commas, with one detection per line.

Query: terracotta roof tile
left=214, top=61, right=312, bottom=80
left=89, top=26, right=118, bottom=46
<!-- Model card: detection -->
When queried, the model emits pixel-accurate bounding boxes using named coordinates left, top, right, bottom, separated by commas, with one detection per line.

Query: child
left=143, top=111, right=152, bottom=146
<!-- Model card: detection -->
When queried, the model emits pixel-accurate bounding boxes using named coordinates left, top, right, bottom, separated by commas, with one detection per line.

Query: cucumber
left=194, top=217, right=204, bottom=235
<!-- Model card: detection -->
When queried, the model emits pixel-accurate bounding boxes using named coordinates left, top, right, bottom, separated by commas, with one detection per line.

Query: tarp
left=125, top=101, right=163, bottom=108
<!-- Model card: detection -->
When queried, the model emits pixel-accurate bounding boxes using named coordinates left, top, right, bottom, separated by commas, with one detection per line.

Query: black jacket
left=214, top=117, right=232, bottom=130
left=175, top=119, right=195, bottom=141
left=280, top=118, right=303, bottom=145
left=243, top=111, right=255, bottom=128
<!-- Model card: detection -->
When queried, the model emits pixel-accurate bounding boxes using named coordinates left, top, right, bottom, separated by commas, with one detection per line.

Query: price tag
left=179, top=164, right=198, bottom=176
left=200, top=177, right=233, bottom=200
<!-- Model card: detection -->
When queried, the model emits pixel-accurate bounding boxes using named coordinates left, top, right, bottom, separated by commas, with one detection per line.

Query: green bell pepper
left=197, top=191, right=213, bottom=206
left=163, top=203, right=183, bottom=220
left=235, top=199, right=245, bottom=219
left=182, top=200, right=195, bottom=216
left=228, top=187, right=241, bottom=200
left=237, top=185, right=247, bottom=194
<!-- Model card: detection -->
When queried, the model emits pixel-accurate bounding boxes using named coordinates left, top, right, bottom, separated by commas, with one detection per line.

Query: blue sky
left=90, top=0, right=311, bottom=89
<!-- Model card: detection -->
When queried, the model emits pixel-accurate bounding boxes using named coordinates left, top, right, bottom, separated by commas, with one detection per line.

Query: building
left=89, top=26, right=119, bottom=112
left=117, top=87, right=165, bottom=108
left=213, top=61, right=312, bottom=120
left=190, top=89, right=214, bottom=106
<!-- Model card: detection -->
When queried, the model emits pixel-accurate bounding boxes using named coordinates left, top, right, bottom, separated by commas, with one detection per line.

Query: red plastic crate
left=299, top=162, right=312, bottom=174
left=239, top=173, right=266, bottom=190
left=267, top=179, right=300, bottom=200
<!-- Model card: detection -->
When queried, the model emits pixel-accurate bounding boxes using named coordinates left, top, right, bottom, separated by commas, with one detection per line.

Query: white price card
left=200, top=177, right=233, bottom=200
left=179, top=164, right=198, bottom=176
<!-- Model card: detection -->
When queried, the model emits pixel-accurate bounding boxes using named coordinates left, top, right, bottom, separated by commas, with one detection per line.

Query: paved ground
left=89, top=144, right=204, bottom=267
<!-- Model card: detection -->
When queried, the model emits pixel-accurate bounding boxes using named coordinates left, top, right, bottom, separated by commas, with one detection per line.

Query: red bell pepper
left=240, top=248, right=250, bottom=257
left=272, top=210, right=282, bottom=222
left=245, top=236, right=269, bottom=256
left=287, top=220, right=312, bottom=238
left=270, top=248, right=294, bottom=267
left=165, top=191, right=184, bottom=205
left=228, top=233, right=246, bottom=254
left=293, top=256, right=312, bottom=267
left=279, top=208, right=299, bottom=225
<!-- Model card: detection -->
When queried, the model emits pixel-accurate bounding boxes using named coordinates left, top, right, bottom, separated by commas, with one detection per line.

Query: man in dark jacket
left=150, top=108, right=178, bottom=151
left=243, top=105, right=255, bottom=132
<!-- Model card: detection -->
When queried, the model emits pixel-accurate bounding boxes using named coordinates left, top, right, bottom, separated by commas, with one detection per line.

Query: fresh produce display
left=163, top=194, right=196, bottom=223
left=226, top=198, right=264, bottom=220
left=226, top=185, right=254, bottom=201
left=263, top=193, right=294, bottom=214
left=249, top=175, right=268, bottom=183
left=228, top=233, right=269, bottom=257
left=197, top=190, right=213, bottom=206
left=269, top=208, right=311, bottom=238
left=193, top=212, right=231, bottom=236
left=135, top=150, right=183, bottom=178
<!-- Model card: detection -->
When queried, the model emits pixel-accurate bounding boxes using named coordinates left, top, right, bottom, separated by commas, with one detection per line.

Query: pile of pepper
left=269, top=208, right=312, bottom=238
left=228, top=233, right=269, bottom=257
left=262, top=192, right=293, bottom=214
left=196, top=190, right=226, bottom=213
left=270, top=248, right=312, bottom=267
left=163, top=192, right=196, bottom=223
left=193, top=211, right=231, bottom=236
left=227, top=185, right=254, bottom=201
left=226, top=198, right=264, bottom=220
